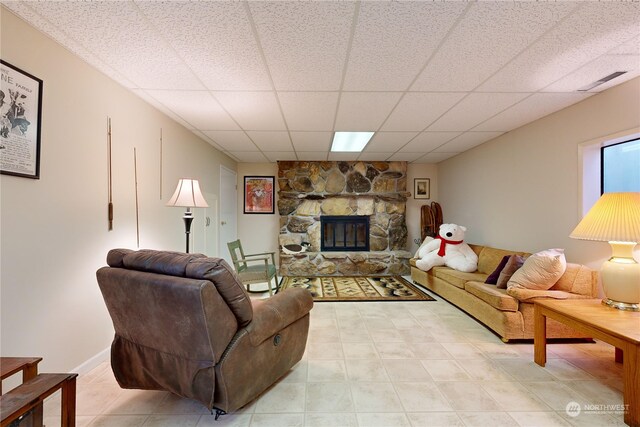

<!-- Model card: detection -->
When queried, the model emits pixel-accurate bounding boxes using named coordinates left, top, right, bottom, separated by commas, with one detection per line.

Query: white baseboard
left=73, top=347, right=110, bottom=375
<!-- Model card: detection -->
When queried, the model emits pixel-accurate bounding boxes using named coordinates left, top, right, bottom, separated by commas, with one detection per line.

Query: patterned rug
left=278, top=276, right=435, bottom=302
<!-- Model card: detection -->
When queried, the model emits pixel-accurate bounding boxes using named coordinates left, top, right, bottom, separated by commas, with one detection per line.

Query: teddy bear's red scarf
left=435, top=236, right=463, bottom=257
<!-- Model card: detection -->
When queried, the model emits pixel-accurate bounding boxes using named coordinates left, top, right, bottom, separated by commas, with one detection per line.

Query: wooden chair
left=227, top=240, right=278, bottom=296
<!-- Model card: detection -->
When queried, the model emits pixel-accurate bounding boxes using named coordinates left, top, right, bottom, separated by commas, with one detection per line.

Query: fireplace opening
left=321, top=215, right=369, bottom=252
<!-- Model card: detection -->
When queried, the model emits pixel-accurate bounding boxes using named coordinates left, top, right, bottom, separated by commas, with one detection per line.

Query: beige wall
left=235, top=162, right=438, bottom=259
left=0, top=8, right=236, bottom=372
left=437, top=77, right=640, bottom=274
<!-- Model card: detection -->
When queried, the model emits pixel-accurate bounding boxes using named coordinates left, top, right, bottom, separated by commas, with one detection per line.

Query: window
left=601, top=138, right=640, bottom=193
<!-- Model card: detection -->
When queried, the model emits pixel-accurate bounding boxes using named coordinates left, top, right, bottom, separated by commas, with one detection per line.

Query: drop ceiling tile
left=297, top=152, right=330, bottom=161
left=363, top=132, right=419, bottom=152
left=357, top=152, right=394, bottom=161
left=344, top=1, right=467, bottom=91
left=136, top=1, right=271, bottom=91
left=279, top=92, right=339, bottom=131
left=543, top=55, right=640, bottom=93
left=263, top=151, right=298, bottom=162
left=246, top=131, right=293, bottom=151
left=27, top=1, right=204, bottom=90
left=202, top=131, right=256, bottom=152
left=399, top=132, right=462, bottom=152
left=387, top=152, right=426, bottom=162
left=214, top=92, right=286, bottom=131
left=227, top=152, right=269, bottom=163
left=146, top=90, right=239, bottom=130
left=249, top=1, right=355, bottom=90
left=335, top=92, right=402, bottom=131
left=478, top=2, right=640, bottom=92
left=381, top=93, right=467, bottom=131
left=415, top=152, right=459, bottom=163
left=474, top=93, right=593, bottom=132
left=328, top=152, right=361, bottom=161
left=191, top=130, right=225, bottom=152
left=290, top=132, right=333, bottom=152
left=131, top=89, right=195, bottom=130
left=434, top=132, right=503, bottom=153
left=412, top=2, right=576, bottom=91
left=609, top=35, right=640, bottom=55
left=428, top=93, right=529, bottom=131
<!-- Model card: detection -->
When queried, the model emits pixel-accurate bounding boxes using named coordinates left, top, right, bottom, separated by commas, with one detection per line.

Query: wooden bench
left=1, top=357, right=77, bottom=427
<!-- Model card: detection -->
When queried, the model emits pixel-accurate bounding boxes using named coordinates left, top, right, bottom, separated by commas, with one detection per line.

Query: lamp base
left=602, top=298, right=639, bottom=312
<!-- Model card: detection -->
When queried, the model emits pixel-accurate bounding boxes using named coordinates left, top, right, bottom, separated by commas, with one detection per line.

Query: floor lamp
left=167, top=178, right=209, bottom=253
left=570, top=192, right=640, bottom=311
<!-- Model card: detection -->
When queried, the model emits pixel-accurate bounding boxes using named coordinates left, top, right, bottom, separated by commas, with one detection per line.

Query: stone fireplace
left=277, top=161, right=412, bottom=276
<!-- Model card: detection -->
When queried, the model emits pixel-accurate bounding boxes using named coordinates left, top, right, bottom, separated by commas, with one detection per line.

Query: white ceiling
left=4, top=1, right=640, bottom=163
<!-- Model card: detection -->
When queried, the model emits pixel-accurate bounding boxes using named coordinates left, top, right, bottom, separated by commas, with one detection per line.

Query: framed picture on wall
left=414, top=178, right=430, bottom=199
left=244, top=176, right=275, bottom=214
left=0, top=60, right=43, bottom=179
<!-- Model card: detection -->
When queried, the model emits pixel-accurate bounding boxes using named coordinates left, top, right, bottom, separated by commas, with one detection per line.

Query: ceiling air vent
left=577, top=71, right=627, bottom=92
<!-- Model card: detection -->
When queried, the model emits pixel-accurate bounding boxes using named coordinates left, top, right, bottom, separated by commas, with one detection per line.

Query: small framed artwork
left=414, top=178, right=430, bottom=199
left=244, top=176, right=275, bottom=214
left=0, top=60, right=43, bottom=179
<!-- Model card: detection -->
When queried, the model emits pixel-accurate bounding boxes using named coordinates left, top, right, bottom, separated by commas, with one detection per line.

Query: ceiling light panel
left=214, top=92, right=286, bottom=131
left=290, top=132, right=333, bottom=152
left=335, top=92, right=402, bottom=131
left=434, top=132, right=504, bottom=153
left=412, top=2, right=576, bottom=92
left=331, top=132, right=374, bottom=152
left=202, top=131, right=256, bottom=152
left=278, top=92, right=339, bottom=131
left=136, top=1, right=271, bottom=91
left=147, top=90, right=239, bottom=130
left=381, top=93, right=467, bottom=131
left=26, top=1, right=203, bottom=90
left=474, top=93, right=593, bottom=132
left=478, top=2, right=640, bottom=92
left=344, top=1, right=467, bottom=91
left=246, top=131, right=293, bottom=152
left=363, top=132, right=419, bottom=152
left=543, top=55, right=639, bottom=93
left=399, top=132, right=462, bottom=152
left=249, top=1, right=355, bottom=91
left=428, top=93, right=529, bottom=131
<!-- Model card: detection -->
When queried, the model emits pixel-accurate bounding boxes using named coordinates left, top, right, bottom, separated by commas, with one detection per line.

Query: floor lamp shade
left=570, top=192, right=640, bottom=310
left=167, top=179, right=209, bottom=253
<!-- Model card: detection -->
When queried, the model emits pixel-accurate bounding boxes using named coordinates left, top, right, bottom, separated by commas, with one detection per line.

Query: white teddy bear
left=415, top=223, right=478, bottom=273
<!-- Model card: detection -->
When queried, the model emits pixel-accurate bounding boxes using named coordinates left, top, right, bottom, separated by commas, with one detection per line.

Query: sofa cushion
left=433, top=267, right=488, bottom=289
left=477, top=247, right=529, bottom=274
left=506, top=286, right=592, bottom=302
left=465, top=281, right=519, bottom=312
left=496, top=255, right=526, bottom=289
left=550, top=263, right=598, bottom=297
left=507, top=248, right=566, bottom=291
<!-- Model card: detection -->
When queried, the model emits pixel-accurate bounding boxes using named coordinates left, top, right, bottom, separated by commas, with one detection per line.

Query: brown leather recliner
left=96, top=248, right=313, bottom=414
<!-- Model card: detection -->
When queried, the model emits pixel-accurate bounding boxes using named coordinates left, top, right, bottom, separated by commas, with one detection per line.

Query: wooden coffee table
left=534, top=299, right=640, bottom=427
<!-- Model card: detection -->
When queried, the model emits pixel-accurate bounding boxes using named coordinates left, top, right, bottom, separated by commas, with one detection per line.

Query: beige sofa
left=410, top=244, right=599, bottom=341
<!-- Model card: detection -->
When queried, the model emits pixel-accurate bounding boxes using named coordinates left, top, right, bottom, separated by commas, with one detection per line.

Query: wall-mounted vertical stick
left=134, top=147, right=140, bottom=248
left=107, top=117, right=113, bottom=231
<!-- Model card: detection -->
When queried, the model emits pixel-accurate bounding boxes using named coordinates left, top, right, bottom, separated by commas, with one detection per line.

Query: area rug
left=278, top=276, right=435, bottom=302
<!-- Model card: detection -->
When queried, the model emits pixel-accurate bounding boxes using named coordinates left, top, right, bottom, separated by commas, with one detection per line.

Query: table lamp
left=167, top=178, right=209, bottom=253
left=570, top=192, right=640, bottom=311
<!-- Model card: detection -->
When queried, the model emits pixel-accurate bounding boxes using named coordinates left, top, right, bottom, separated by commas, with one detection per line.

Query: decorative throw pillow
left=507, top=248, right=567, bottom=291
left=496, top=255, right=526, bottom=289
left=485, top=255, right=511, bottom=285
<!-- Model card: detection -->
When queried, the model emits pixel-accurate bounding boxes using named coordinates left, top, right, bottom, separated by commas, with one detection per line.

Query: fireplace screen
left=321, top=215, right=369, bottom=251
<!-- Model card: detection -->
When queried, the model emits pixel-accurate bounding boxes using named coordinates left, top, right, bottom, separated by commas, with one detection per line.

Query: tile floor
left=41, top=285, right=627, bottom=427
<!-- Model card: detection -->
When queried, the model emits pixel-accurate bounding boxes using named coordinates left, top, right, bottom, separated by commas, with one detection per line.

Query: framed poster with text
left=0, top=60, right=43, bottom=179
left=244, top=176, right=275, bottom=214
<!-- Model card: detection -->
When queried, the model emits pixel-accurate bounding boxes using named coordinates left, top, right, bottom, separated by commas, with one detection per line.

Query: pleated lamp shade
left=570, top=192, right=640, bottom=243
left=166, top=179, right=209, bottom=208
